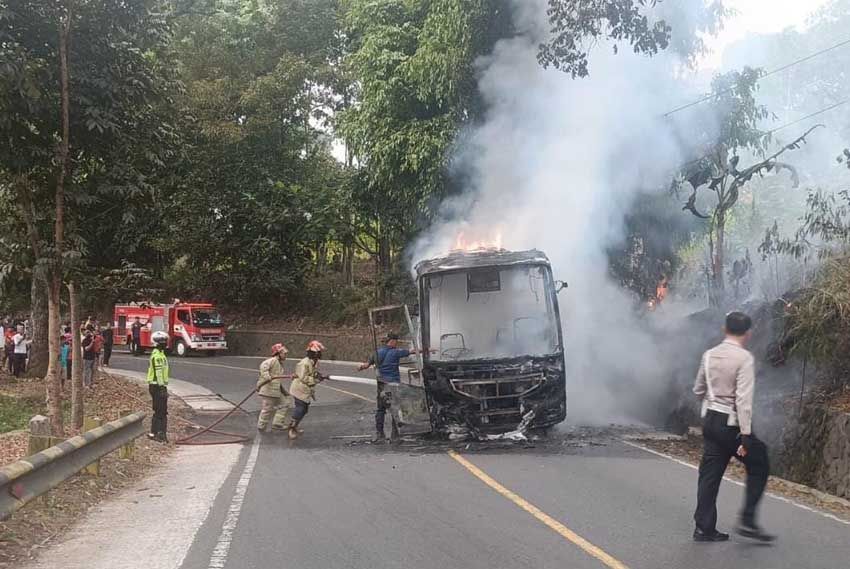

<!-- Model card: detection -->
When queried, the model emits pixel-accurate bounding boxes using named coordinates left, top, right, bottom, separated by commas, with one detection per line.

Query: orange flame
left=454, top=230, right=503, bottom=252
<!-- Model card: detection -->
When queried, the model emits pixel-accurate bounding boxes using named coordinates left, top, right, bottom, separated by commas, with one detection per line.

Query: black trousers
left=12, top=353, right=26, bottom=377
left=149, top=384, right=168, bottom=435
left=133, top=337, right=142, bottom=355
left=694, top=410, right=769, bottom=532
left=103, top=344, right=112, bottom=366
left=291, top=397, right=310, bottom=422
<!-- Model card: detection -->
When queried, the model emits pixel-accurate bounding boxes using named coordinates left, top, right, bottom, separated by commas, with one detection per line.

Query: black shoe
left=737, top=523, right=776, bottom=542
left=372, top=432, right=386, bottom=443
left=693, top=528, right=730, bottom=542
left=155, top=432, right=168, bottom=443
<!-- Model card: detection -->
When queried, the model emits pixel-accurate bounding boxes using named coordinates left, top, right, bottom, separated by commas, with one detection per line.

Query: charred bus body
left=410, top=248, right=567, bottom=435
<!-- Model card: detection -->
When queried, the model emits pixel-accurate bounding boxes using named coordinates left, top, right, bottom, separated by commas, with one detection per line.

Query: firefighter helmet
left=306, top=340, right=325, bottom=354
left=271, top=342, right=288, bottom=357
left=152, top=331, right=169, bottom=346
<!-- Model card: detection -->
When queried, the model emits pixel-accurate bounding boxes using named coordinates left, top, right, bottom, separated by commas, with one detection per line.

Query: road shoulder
left=22, top=443, right=241, bottom=569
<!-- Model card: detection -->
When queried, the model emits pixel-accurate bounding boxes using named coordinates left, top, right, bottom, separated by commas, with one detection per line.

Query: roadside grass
left=0, top=394, right=41, bottom=434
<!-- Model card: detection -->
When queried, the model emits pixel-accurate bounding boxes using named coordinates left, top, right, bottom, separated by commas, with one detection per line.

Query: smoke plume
left=412, top=1, right=715, bottom=425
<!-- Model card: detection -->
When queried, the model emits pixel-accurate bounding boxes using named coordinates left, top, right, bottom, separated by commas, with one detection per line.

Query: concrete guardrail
left=0, top=411, right=146, bottom=520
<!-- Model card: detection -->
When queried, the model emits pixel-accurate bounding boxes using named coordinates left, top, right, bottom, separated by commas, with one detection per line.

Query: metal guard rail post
left=0, top=411, right=146, bottom=520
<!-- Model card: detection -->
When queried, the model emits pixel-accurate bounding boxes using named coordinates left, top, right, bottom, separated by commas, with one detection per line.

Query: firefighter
left=359, top=332, right=422, bottom=442
left=287, top=340, right=326, bottom=439
left=147, top=331, right=170, bottom=442
left=693, top=311, right=774, bottom=543
left=256, top=343, right=291, bottom=432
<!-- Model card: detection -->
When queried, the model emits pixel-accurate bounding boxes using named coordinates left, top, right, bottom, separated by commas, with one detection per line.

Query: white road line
left=208, top=436, right=262, bottom=569
left=621, top=439, right=850, bottom=526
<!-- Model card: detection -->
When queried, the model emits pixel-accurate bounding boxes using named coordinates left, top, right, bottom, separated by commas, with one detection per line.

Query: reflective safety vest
left=147, top=348, right=170, bottom=386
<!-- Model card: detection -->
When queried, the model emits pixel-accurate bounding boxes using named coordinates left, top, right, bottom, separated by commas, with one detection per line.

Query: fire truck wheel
left=174, top=339, right=189, bottom=357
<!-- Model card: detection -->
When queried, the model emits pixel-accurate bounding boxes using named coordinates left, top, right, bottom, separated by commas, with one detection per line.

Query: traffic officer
left=147, top=331, right=170, bottom=442
left=287, top=340, right=326, bottom=440
left=359, top=332, right=423, bottom=442
left=693, top=311, right=774, bottom=543
left=256, top=342, right=291, bottom=432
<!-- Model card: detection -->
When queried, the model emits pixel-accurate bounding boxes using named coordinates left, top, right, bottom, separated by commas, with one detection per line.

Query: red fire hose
left=106, top=373, right=292, bottom=446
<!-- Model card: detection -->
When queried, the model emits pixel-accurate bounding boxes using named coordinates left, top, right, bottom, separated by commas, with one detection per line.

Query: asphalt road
left=110, top=352, right=850, bottom=569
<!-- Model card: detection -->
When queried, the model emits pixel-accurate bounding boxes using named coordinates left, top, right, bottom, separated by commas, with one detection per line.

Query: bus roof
left=414, top=249, right=551, bottom=278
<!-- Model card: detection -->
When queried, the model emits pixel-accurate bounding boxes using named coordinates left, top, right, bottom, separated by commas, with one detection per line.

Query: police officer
left=147, top=331, right=170, bottom=442
left=359, top=332, right=423, bottom=442
left=693, top=311, right=774, bottom=543
left=287, top=340, right=326, bottom=440
left=256, top=342, right=291, bottom=432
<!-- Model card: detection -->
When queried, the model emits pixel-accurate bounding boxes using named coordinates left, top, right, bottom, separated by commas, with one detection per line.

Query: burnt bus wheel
left=174, top=339, right=189, bottom=357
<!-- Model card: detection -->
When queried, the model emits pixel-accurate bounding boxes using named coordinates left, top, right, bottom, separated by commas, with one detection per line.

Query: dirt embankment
left=0, top=372, right=192, bottom=567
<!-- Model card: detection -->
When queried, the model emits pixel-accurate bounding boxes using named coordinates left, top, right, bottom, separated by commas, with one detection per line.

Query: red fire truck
left=113, top=301, right=227, bottom=357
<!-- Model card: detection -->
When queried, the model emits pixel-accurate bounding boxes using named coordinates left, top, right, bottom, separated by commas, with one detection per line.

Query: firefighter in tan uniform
left=287, top=340, right=327, bottom=439
left=256, top=343, right=291, bottom=432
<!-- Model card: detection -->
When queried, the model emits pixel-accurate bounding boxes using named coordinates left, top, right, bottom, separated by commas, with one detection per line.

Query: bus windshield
left=425, top=265, right=560, bottom=362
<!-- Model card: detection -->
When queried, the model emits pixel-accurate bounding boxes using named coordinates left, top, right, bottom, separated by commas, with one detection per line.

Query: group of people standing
left=2, top=317, right=31, bottom=378
left=59, top=317, right=115, bottom=389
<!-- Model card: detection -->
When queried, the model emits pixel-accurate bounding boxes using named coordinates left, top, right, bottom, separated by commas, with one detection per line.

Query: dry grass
left=786, top=256, right=850, bottom=385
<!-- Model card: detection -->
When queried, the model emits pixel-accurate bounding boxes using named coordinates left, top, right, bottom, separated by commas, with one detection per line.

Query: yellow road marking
left=447, top=450, right=630, bottom=569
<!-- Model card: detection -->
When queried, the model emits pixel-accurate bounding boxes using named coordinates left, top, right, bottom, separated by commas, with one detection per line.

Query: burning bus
left=371, top=248, right=567, bottom=437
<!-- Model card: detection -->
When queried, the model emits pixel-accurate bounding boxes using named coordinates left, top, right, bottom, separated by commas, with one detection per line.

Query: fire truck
left=113, top=301, right=227, bottom=357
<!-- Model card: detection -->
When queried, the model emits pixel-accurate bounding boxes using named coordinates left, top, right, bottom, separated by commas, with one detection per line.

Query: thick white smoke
left=412, top=1, right=712, bottom=425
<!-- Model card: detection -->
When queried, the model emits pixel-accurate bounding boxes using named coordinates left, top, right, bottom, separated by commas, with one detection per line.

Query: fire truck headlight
left=191, top=334, right=201, bottom=342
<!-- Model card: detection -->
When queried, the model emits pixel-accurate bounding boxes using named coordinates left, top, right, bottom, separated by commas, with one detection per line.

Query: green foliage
left=0, top=0, right=183, bottom=284
left=539, top=0, right=730, bottom=76
left=160, top=0, right=355, bottom=306
left=341, top=0, right=510, bottom=240
left=760, top=189, right=850, bottom=261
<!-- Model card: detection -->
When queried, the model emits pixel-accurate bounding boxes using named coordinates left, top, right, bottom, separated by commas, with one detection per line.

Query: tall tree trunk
left=68, top=281, right=83, bottom=429
left=45, top=277, right=63, bottom=434
left=710, top=212, right=726, bottom=307
left=375, top=228, right=391, bottom=304
left=29, top=266, right=49, bottom=377
left=342, top=239, right=354, bottom=287
left=46, top=5, right=73, bottom=436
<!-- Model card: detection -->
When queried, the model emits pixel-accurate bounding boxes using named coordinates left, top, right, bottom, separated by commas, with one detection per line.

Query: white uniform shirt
left=13, top=333, right=28, bottom=354
left=693, top=339, right=755, bottom=435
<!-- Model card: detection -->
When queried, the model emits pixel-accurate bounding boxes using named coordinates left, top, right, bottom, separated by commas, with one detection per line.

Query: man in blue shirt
left=359, top=332, right=421, bottom=442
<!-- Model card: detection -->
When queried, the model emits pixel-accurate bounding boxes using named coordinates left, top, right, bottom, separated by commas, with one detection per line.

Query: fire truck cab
left=113, top=301, right=227, bottom=357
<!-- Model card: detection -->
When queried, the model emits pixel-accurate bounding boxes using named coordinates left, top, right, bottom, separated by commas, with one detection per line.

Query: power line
left=676, top=98, right=849, bottom=171
left=663, top=37, right=850, bottom=117
left=765, top=99, right=849, bottom=135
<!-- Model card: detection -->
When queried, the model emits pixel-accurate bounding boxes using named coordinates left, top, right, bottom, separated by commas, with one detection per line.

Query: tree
left=0, top=0, right=181, bottom=433
left=674, top=68, right=820, bottom=305
left=161, top=0, right=351, bottom=308
left=539, top=0, right=730, bottom=75
left=341, top=0, right=513, bottom=296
